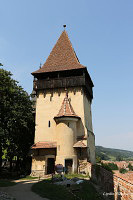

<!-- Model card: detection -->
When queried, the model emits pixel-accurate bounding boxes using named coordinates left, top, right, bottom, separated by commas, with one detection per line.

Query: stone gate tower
left=31, top=30, right=95, bottom=176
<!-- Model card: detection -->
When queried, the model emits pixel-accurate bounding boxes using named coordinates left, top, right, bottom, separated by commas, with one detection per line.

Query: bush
left=128, top=163, right=133, bottom=171
left=107, top=163, right=118, bottom=170
left=96, top=156, right=101, bottom=163
left=119, top=168, right=127, bottom=174
left=101, top=163, right=113, bottom=172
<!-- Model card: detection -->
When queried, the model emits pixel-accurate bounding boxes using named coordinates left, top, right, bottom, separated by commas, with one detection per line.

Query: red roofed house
left=31, top=29, right=95, bottom=176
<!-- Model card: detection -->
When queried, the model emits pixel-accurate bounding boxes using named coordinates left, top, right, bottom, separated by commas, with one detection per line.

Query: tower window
left=48, top=121, right=51, bottom=127
left=68, top=122, right=69, bottom=127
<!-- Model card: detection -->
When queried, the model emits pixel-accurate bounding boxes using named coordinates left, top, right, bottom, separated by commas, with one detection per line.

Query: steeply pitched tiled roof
left=31, top=141, right=57, bottom=149
left=73, top=140, right=87, bottom=148
left=32, top=30, right=86, bottom=74
left=54, top=92, right=80, bottom=119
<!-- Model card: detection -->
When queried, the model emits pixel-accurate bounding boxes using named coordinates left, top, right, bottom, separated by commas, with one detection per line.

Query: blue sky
left=0, top=0, right=133, bottom=151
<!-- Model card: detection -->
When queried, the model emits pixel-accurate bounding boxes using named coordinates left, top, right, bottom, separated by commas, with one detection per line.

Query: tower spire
left=63, top=25, right=66, bottom=30
left=32, top=29, right=86, bottom=75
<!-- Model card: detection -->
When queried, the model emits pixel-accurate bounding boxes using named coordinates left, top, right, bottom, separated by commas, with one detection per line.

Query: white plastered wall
left=34, top=87, right=86, bottom=143
left=83, top=94, right=96, bottom=164
left=33, top=86, right=95, bottom=172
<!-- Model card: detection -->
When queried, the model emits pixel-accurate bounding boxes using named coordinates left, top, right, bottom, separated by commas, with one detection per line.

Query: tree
left=128, top=163, right=133, bottom=171
left=116, top=155, right=123, bottom=161
left=107, top=163, right=118, bottom=170
left=0, top=68, right=34, bottom=172
left=96, top=156, right=101, bottom=163
left=101, top=163, right=113, bottom=172
left=119, top=168, right=127, bottom=174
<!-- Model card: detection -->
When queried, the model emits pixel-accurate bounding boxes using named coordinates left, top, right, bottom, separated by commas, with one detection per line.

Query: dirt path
left=0, top=179, right=49, bottom=200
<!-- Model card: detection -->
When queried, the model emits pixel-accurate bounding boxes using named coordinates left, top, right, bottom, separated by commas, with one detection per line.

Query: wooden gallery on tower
left=31, top=29, right=95, bottom=176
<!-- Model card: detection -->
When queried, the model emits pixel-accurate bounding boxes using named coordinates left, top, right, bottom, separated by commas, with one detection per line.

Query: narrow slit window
left=48, top=121, right=51, bottom=127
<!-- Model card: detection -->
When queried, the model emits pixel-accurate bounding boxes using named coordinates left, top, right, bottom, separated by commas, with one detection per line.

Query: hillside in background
left=96, top=146, right=133, bottom=161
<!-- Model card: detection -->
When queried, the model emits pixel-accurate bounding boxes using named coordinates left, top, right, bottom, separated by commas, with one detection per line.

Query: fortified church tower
left=31, top=29, right=95, bottom=176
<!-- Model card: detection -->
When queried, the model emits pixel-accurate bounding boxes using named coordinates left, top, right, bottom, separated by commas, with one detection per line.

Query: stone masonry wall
left=89, top=163, right=133, bottom=200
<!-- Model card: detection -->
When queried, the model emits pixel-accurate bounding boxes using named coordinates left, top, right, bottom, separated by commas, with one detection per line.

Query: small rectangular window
left=48, top=121, right=51, bottom=127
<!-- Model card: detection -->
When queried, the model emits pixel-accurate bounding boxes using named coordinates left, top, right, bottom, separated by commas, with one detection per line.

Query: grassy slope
left=96, top=146, right=133, bottom=161
left=32, top=179, right=103, bottom=200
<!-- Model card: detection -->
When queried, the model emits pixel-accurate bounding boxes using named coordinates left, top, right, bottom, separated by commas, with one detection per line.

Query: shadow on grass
left=19, top=175, right=38, bottom=180
left=0, top=180, right=17, bottom=187
left=31, top=179, right=104, bottom=200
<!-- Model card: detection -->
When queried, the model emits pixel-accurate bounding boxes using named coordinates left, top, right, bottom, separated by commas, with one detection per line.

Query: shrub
left=128, top=163, right=133, bottom=171
left=119, top=168, right=127, bottom=174
left=107, top=163, right=118, bottom=170
left=96, top=156, right=101, bottom=163
left=101, top=163, right=112, bottom=172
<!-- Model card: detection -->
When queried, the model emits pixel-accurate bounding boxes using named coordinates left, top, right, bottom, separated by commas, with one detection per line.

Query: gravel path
left=0, top=179, right=49, bottom=200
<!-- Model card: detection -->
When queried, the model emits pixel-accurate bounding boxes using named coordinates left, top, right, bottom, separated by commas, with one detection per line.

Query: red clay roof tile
left=54, top=92, right=80, bottom=119
left=73, top=140, right=87, bottom=148
left=32, top=30, right=86, bottom=74
left=31, top=141, right=57, bottom=149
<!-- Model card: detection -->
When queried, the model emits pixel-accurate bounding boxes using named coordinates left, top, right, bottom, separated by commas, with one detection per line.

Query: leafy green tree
left=128, top=163, right=133, bottom=171
left=116, top=155, right=123, bottom=161
left=107, top=163, right=118, bottom=170
left=119, top=168, right=127, bottom=174
left=101, top=163, right=113, bottom=172
left=96, top=156, right=101, bottom=163
left=0, top=68, right=34, bottom=172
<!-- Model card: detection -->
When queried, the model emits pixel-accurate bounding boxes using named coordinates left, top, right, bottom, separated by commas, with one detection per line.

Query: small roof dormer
left=54, top=91, right=80, bottom=121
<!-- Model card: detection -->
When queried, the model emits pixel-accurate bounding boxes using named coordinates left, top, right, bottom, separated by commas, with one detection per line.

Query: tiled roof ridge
left=31, top=141, right=57, bottom=149
left=44, top=30, right=79, bottom=65
left=55, top=92, right=80, bottom=118
left=32, top=30, right=86, bottom=74
left=73, top=140, right=87, bottom=148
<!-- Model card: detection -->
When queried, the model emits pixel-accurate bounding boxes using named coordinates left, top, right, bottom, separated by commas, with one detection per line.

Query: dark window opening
left=68, top=122, right=69, bottom=127
left=47, top=158, right=55, bottom=174
left=65, top=159, right=73, bottom=174
left=48, top=121, right=51, bottom=127
left=79, top=148, right=82, bottom=156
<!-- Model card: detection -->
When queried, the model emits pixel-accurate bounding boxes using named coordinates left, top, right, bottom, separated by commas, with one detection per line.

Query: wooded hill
left=96, top=146, right=133, bottom=161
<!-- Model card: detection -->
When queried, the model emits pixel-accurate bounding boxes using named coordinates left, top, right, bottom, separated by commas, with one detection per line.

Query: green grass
left=32, top=179, right=103, bottom=200
left=71, top=181, right=103, bottom=200
left=64, top=173, right=89, bottom=179
left=0, top=179, right=17, bottom=187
